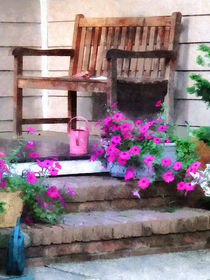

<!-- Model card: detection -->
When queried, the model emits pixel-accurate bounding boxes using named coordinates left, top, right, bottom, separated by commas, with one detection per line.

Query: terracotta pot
left=0, top=191, right=23, bottom=228
left=194, top=140, right=210, bottom=170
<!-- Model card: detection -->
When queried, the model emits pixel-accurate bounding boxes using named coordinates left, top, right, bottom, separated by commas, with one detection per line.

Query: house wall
left=0, top=0, right=42, bottom=133
left=0, top=0, right=210, bottom=134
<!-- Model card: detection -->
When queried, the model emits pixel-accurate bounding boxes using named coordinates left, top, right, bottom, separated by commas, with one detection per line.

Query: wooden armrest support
left=106, top=49, right=176, bottom=60
left=11, top=47, right=75, bottom=57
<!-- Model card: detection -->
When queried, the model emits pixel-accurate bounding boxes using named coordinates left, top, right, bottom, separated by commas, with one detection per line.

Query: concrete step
left=1, top=208, right=210, bottom=267
left=48, top=175, right=205, bottom=212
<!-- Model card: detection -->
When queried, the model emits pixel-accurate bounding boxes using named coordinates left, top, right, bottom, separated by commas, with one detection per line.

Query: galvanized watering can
left=69, top=116, right=89, bottom=155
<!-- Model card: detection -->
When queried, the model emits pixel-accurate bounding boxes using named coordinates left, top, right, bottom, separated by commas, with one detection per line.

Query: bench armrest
left=106, top=49, right=176, bottom=60
left=11, top=47, right=75, bottom=57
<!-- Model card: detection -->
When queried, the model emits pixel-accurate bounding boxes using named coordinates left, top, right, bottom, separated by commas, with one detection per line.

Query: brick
left=51, top=226, right=63, bottom=244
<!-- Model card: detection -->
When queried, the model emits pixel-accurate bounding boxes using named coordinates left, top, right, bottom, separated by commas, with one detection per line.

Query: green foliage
left=187, top=44, right=210, bottom=107
left=0, top=202, right=6, bottom=214
left=192, top=126, right=210, bottom=146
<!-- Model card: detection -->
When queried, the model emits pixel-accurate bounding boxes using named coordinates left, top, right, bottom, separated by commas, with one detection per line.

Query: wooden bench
left=11, top=12, right=182, bottom=135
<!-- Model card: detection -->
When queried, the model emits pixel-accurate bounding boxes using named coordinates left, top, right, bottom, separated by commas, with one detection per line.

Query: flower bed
left=91, top=101, right=200, bottom=197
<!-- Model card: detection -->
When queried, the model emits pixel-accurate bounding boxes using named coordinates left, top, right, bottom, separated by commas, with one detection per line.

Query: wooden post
left=13, top=55, right=23, bottom=136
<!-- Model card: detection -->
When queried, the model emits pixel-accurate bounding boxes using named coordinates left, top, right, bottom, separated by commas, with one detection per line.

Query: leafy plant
left=0, top=202, right=6, bottom=214
left=0, top=127, right=75, bottom=224
left=192, top=126, right=210, bottom=146
left=187, top=44, right=210, bottom=108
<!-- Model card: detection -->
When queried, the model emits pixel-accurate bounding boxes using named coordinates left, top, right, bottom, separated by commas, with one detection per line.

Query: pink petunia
left=111, top=124, right=120, bottom=131
left=91, top=144, right=98, bottom=152
left=89, top=154, right=98, bottom=162
left=26, top=126, right=36, bottom=133
left=138, top=177, right=150, bottom=189
left=155, top=117, right=163, bottom=124
left=135, top=120, right=142, bottom=126
left=42, top=160, right=53, bottom=168
left=55, top=162, right=62, bottom=170
left=113, top=112, right=124, bottom=121
left=0, top=178, right=6, bottom=188
left=111, top=135, right=121, bottom=146
left=191, top=161, right=201, bottom=170
left=29, top=152, right=39, bottom=158
left=177, top=181, right=185, bottom=190
left=157, top=125, right=167, bottom=132
left=124, top=168, right=135, bottom=180
left=95, top=120, right=102, bottom=127
left=25, top=216, right=33, bottom=223
left=144, top=155, right=156, bottom=167
left=161, top=157, right=172, bottom=167
left=0, top=152, right=5, bottom=157
left=162, top=171, right=174, bottom=183
left=26, top=140, right=35, bottom=149
left=173, top=161, right=182, bottom=171
left=27, top=172, right=37, bottom=184
left=120, top=122, right=132, bottom=133
left=107, top=154, right=117, bottom=162
left=48, top=167, right=59, bottom=176
left=119, top=151, right=130, bottom=160
left=123, top=133, right=133, bottom=140
left=104, top=116, right=112, bottom=126
left=46, top=186, right=60, bottom=199
left=155, top=100, right=162, bottom=107
left=130, top=146, right=141, bottom=155
left=164, top=137, right=171, bottom=143
left=186, top=165, right=197, bottom=177
left=95, top=149, right=104, bottom=155
left=131, top=190, right=141, bottom=199
left=68, top=186, right=76, bottom=196
left=110, top=102, right=118, bottom=108
left=117, top=157, right=127, bottom=165
left=185, top=182, right=195, bottom=191
left=139, top=124, right=149, bottom=134
left=153, top=137, right=161, bottom=144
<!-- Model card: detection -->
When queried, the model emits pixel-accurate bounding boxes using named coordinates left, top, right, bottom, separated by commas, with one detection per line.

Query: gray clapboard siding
left=0, top=0, right=40, bottom=22
left=48, top=22, right=74, bottom=47
left=48, top=0, right=210, bottom=21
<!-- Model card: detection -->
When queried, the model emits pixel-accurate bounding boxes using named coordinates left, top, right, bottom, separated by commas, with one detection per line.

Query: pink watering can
left=68, top=116, right=89, bottom=155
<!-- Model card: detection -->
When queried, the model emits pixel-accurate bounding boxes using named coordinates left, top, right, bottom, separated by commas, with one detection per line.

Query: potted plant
left=187, top=44, right=210, bottom=169
left=91, top=102, right=200, bottom=196
left=0, top=127, right=75, bottom=227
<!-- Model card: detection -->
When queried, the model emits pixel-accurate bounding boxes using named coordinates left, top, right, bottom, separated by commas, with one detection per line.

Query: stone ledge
left=1, top=208, right=209, bottom=248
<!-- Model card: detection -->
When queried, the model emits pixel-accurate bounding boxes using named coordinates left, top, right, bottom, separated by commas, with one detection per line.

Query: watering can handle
left=68, top=116, right=89, bottom=132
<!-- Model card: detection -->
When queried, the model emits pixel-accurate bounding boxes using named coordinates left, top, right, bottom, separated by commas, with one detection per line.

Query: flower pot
left=195, top=140, right=210, bottom=170
left=108, top=143, right=177, bottom=180
left=0, top=191, right=23, bottom=228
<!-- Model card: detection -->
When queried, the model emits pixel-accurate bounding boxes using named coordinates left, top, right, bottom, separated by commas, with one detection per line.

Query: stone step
left=1, top=208, right=210, bottom=267
left=48, top=175, right=204, bottom=212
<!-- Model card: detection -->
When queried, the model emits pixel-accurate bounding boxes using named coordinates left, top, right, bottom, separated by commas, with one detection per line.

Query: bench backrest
left=69, top=13, right=182, bottom=80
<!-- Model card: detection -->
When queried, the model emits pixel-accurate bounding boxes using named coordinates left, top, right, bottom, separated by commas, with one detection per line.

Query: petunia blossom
left=131, top=190, right=141, bottom=199
left=153, top=137, right=161, bottom=144
left=165, top=137, right=171, bottom=143
left=157, top=125, right=167, bottom=132
left=0, top=152, right=5, bottom=157
left=0, top=178, right=6, bottom=188
left=29, top=152, right=39, bottom=158
left=113, top=112, right=124, bottom=121
left=138, top=177, right=150, bottom=189
left=119, top=151, right=130, bottom=160
left=110, top=102, right=118, bottom=108
left=107, top=154, right=117, bottom=162
left=185, top=182, right=195, bottom=191
left=144, top=155, right=156, bottom=167
left=186, top=165, right=197, bottom=177
left=155, top=117, right=163, bottom=124
left=26, top=126, right=36, bottom=133
left=161, top=157, right=172, bottom=167
left=27, top=172, right=37, bottom=184
left=95, top=149, right=104, bottom=155
left=173, top=161, right=182, bottom=171
left=177, top=181, right=185, bottom=190
left=124, top=168, right=135, bottom=180
left=162, top=171, right=174, bottom=183
left=130, top=146, right=141, bottom=155
left=55, top=162, right=62, bottom=170
left=111, top=135, right=121, bottom=146
left=139, top=124, right=149, bottom=134
left=26, top=140, right=35, bottom=149
left=89, top=154, right=98, bottom=162
left=104, top=116, right=112, bottom=126
left=46, top=186, right=60, bottom=199
left=191, top=161, right=201, bottom=170
left=117, top=157, right=127, bottom=165
left=68, top=186, right=76, bottom=196
left=120, top=122, right=132, bottom=133
left=155, top=100, right=162, bottom=107
left=48, top=167, right=59, bottom=176
left=135, top=120, right=142, bottom=126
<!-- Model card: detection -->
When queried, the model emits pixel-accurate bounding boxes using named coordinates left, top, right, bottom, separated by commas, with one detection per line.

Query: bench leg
left=14, top=87, right=23, bottom=136
left=68, top=90, right=77, bottom=129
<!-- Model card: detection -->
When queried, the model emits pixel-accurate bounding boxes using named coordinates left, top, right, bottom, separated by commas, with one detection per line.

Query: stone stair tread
left=20, top=208, right=210, bottom=247
left=47, top=175, right=178, bottom=202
